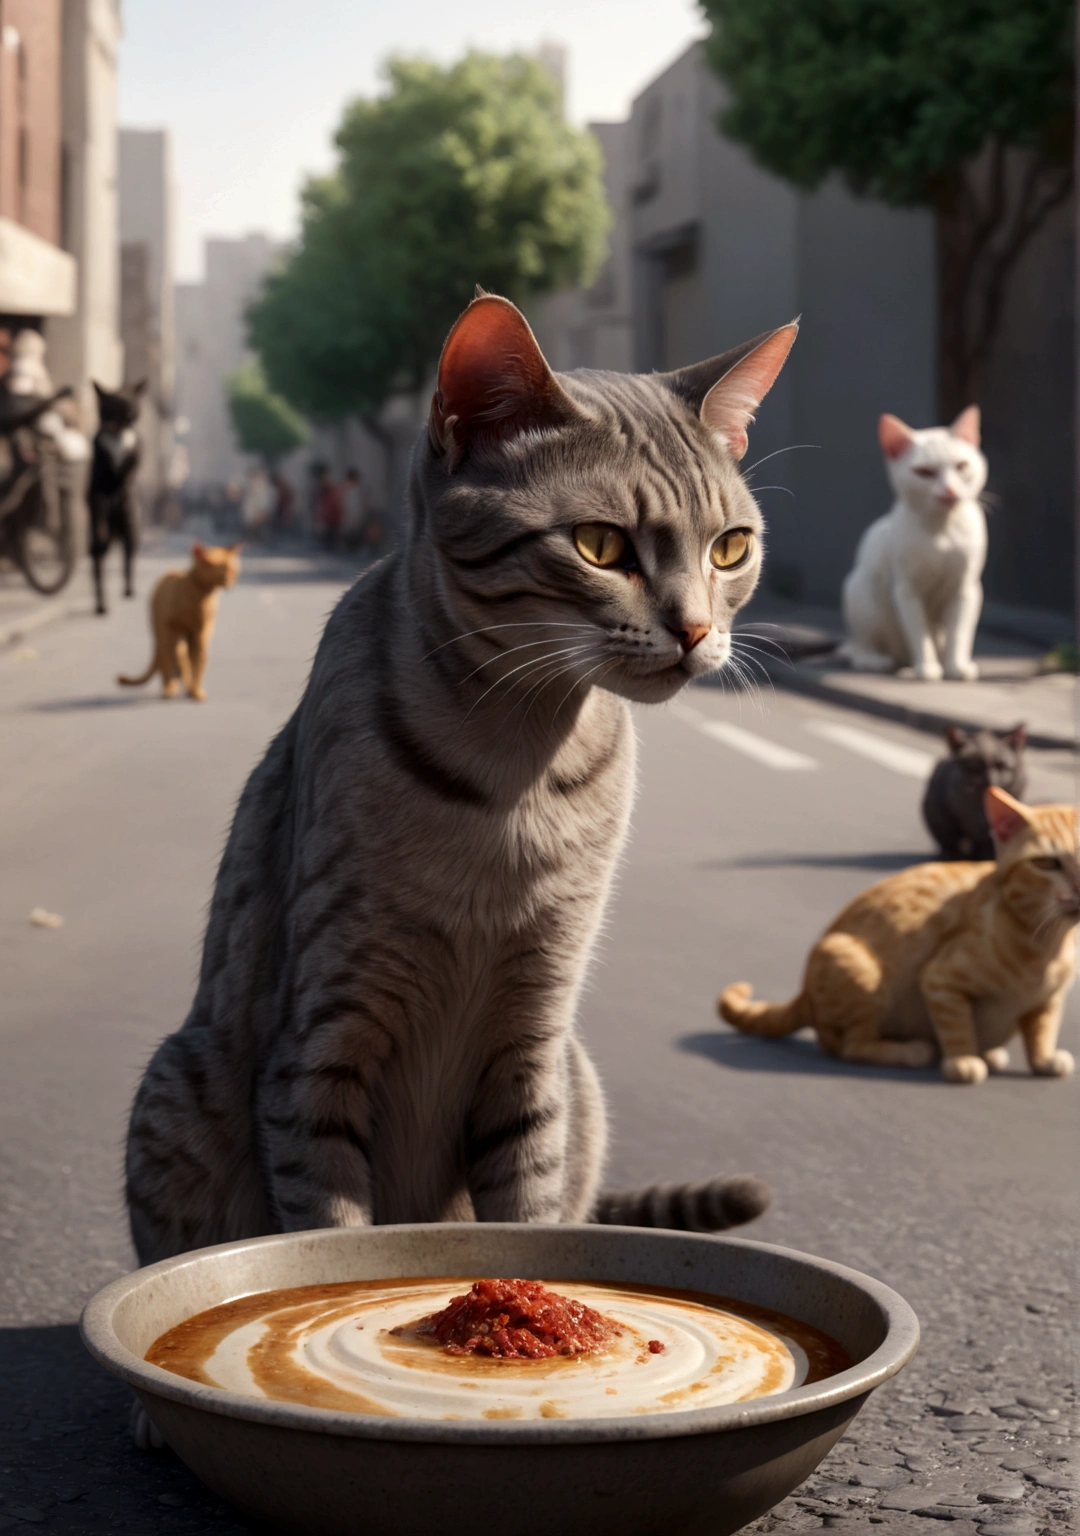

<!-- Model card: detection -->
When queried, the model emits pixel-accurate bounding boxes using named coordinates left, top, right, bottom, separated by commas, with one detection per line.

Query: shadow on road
left=679, top=1028, right=942, bottom=1083
left=0, top=1324, right=257, bottom=1531
left=29, top=695, right=156, bottom=712
left=698, top=851, right=929, bottom=873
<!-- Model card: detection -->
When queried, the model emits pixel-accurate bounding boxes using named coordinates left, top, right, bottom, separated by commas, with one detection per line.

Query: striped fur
left=125, top=298, right=793, bottom=1263
left=721, top=794, right=1079, bottom=1084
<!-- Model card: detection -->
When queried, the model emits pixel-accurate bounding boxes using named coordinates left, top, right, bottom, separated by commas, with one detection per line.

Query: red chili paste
left=415, top=1278, right=618, bottom=1359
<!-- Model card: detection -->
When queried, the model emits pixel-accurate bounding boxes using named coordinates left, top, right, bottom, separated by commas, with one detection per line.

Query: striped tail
left=719, top=981, right=807, bottom=1037
left=594, top=1174, right=771, bottom=1232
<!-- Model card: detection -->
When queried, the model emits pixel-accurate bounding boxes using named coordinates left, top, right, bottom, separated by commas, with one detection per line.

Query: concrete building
left=529, top=120, right=633, bottom=376
left=119, top=127, right=175, bottom=511
left=626, top=43, right=938, bottom=608
left=175, top=233, right=284, bottom=491
left=0, top=0, right=76, bottom=338
left=47, top=0, right=124, bottom=419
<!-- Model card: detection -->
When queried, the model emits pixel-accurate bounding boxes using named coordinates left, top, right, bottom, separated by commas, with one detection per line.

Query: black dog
left=89, top=379, right=146, bottom=615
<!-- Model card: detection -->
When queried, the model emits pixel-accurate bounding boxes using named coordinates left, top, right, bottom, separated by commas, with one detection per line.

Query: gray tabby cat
left=126, top=294, right=798, bottom=1265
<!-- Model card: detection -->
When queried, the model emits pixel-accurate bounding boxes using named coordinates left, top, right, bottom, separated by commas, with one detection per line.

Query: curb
left=0, top=593, right=76, bottom=651
left=756, top=660, right=1076, bottom=754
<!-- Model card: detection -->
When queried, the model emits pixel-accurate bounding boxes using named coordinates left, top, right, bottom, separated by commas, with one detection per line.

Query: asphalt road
left=0, top=543, right=1076, bottom=1535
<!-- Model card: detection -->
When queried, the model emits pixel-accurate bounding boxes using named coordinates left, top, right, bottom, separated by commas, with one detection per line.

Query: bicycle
left=0, top=389, right=79, bottom=596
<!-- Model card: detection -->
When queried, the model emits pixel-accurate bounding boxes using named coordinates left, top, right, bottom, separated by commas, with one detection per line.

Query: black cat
left=922, top=724, right=1028, bottom=860
left=88, top=379, right=146, bottom=615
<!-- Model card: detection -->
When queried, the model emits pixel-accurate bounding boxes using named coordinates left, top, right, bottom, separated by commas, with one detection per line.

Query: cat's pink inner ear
left=878, top=414, right=915, bottom=460
left=191, top=541, right=206, bottom=559
left=430, top=294, right=572, bottom=467
left=984, top=786, right=1031, bottom=844
left=699, top=323, right=798, bottom=460
left=951, top=405, right=981, bottom=446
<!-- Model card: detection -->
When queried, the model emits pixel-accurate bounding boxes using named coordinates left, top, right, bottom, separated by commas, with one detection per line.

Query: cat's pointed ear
left=951, top=405, right=980, bottom=447
left=879, top=414, right=915, bottom=460
left=985, top=786, right=1032, bottom=845
left=429, top=294, right=579, bottom=470
left=131, top=378, right=148, bottom=398
left=1003, top=722, right=1027, bottom=751
left=945, top=726, right=968, bottom=754
left=662, top=322, right=798, bottom=461
left=92, top=380, right=107, bottom=402
left=191, top=541, right=207, bottom=560
left=230, top=541, right=244, bottom=553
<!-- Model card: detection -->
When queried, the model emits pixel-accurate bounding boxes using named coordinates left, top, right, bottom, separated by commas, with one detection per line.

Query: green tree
left=226, top=363, right=309, bottom=468
left=248, top=51, right=610, bottom=424
left=701, top=0, right=1074, bottom=414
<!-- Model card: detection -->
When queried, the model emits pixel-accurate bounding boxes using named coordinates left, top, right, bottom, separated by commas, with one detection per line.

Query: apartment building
left=0, top=0, right=76, bottom=332
left=119, top=127, right=176, bottom=510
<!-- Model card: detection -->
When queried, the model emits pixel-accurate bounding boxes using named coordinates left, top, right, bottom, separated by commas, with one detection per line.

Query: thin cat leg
left=892, top=577, right=943, bottom=680
left=942, top=580, right=981, bottom=682
left=122, top=511, right=137, bottom=598
left=160, top=635, right=183, bottom=698
left=186, top=633, right=208, bottom=701
left=465, top=1028, right=573, bottom=1223
left=1018, top=992, right=1074, bottom=1077
left=91, top=552, right=107, bottom=615
left=919, top=960, right=986, bottom=1082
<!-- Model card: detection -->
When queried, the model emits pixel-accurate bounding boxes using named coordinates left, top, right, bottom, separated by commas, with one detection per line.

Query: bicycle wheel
left=16, top=473, right=75, bottom=595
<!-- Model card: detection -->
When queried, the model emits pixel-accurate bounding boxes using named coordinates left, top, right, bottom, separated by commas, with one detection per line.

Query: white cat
left=842, top=407, right=988, bottom=681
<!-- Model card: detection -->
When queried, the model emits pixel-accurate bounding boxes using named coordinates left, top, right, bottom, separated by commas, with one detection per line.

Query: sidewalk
left=735, top=596, right=1076, bottom=753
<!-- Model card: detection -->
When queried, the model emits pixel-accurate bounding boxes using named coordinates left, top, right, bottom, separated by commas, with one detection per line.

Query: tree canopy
left=226, top=362, right=309, bottom=467
left=701, top=0, right=1074, bottom=410
left=248, top=52, right=611, bottom=422
left=702, top=0, right=1072, bottom=205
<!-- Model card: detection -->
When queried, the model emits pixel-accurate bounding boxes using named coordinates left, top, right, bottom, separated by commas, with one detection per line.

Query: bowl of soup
left=81, top=1224, right=918, bottom=1536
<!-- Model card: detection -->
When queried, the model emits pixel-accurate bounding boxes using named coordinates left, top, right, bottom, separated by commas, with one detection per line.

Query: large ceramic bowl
left=81, top=1224, right=918, bottom=1536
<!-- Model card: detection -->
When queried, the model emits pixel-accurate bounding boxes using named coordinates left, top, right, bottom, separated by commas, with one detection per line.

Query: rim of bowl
left=80, top=1225, right=920, bottom=1446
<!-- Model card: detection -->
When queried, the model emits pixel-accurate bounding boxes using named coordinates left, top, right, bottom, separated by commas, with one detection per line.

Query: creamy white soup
left=146, top=1277, right=849, bottom=1422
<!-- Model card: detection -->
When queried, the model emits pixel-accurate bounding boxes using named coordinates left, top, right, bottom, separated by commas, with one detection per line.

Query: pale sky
left=118, top=0, right=705, bottom=283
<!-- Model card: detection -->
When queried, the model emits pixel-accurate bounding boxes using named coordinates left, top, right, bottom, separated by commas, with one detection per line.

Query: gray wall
left=628, top=44, right=937, bottom=606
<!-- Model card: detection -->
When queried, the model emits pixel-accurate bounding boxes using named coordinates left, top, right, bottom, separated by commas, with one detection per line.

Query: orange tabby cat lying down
left=720, top=788, right=1077, bottom=1084
left=117, top=542, right=241, bottom=701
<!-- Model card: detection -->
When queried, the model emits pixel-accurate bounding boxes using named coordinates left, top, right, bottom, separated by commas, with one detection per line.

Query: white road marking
left=671, top=702, right=819, bottom=771
left=804, top=720, right=934, bottom=779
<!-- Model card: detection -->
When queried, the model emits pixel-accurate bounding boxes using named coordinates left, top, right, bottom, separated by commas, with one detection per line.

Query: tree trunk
left=935, top=144, right=1072, bottom=420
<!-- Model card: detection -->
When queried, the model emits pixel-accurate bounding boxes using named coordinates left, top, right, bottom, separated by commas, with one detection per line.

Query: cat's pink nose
left=938, top=488, right=960, bottom=506
left=668, top=621, right=711, bottom=652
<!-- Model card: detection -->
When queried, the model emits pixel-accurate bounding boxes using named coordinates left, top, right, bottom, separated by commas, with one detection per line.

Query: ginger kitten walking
left=117, top=541, right=241, bottom=701
left=721, top=789, right=1077, bottom=1084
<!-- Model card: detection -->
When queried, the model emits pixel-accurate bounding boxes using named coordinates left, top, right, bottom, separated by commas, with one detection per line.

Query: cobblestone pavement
left=1, top=549, right=1075, bottom=1533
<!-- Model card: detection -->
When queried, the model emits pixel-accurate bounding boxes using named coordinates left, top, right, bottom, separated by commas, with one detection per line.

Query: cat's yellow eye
left=574, top=523, right=627, bottom=568
left=710, top=530, right=753, bottom=570
left=1032, top=856, right=1063, bottom=871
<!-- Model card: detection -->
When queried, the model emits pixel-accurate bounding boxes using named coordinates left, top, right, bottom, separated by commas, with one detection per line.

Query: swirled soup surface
left=145, top=1277, right=850, bottom=1421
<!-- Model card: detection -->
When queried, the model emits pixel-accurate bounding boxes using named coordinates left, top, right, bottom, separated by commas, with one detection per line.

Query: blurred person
left=241, top=466, right=275, bottom=541
left=6, top=329, right=53, bottom=398
left=271, top=470, right=295, bottom=530
left=315, top=466, right=343, bottom=550
left=341, top=466, right=365, bottom=549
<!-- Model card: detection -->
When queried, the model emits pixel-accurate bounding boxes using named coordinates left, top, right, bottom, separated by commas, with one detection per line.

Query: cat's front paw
left=189, top=688, right=207, bottom=702
left=944, top=661, right=979, bottom=681
left=942, top=1054, right=988, bottom=1084
left=1030, top=1049, right=1075, bottom=1078
left=912, top=660, right=944, bottom=682
left=983, top=1047, right=1010, bottom=1074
